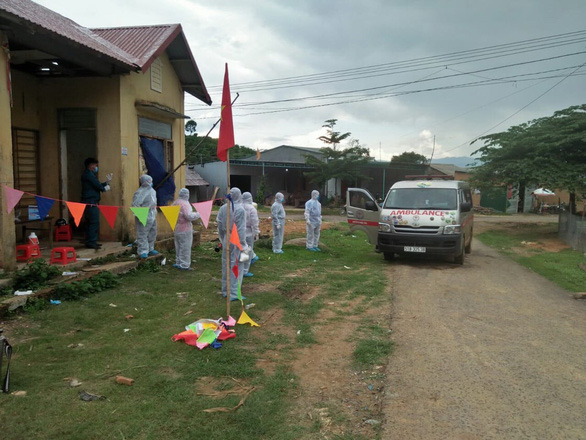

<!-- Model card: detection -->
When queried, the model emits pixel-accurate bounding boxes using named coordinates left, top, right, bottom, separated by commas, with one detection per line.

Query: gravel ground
left=381, top=230, right=586, bottom=439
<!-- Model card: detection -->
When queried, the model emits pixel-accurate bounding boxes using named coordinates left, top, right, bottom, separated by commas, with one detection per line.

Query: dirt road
left=382, top=239, right=586, bottom=439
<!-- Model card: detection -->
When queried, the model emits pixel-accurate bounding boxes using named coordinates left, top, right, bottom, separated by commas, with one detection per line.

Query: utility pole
left=429, top=135, right=436, bottom=164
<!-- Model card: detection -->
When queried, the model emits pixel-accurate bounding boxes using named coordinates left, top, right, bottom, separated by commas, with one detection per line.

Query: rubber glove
left=276, top=224, right=281, bottom=230
left=106, top=173, right=113, bottom=182
left=104, top=184, right=111, bottom=192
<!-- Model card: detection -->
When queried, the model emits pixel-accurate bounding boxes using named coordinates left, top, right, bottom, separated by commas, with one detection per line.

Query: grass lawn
left=0, top=223, right=390, bottom=439
left=476, top=223, right=585, bottom=292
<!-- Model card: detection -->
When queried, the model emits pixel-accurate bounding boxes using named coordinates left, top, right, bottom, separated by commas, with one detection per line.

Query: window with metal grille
left=12, top=128, right=40, bottom=209
left=150, top=58, right=163, bottom=93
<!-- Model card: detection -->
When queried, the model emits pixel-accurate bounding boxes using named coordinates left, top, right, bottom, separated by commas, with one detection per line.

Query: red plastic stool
left=16, top=244, right=42, bottom=262
left=50, top=247, right=77, bottom=265
left=54, top=224, right=72, bottom=242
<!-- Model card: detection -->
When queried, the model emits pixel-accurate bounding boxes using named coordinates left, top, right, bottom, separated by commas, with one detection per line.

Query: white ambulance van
left=346, top=180, right=474, bottom=264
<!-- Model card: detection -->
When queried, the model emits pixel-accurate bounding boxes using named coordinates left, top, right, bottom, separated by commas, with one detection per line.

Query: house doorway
left=58, top=109, right=97, bottom=223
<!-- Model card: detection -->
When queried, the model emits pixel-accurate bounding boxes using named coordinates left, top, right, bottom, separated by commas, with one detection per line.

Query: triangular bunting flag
left=256, top=148, right=261, bottom=161
left=192, top=200, right=213, bottom=228
left=237, top=280, right=242, bottom=300
left=98, top=205, right=119, bottom=229
left=3, top=186, right=23, bottom=214
left=232, top=264, right=238, bottom=278
left=160, top=205, right=180, bottom=231
left=66, top=202, right=86, bottom=227
left=35, top=196, right=55, bottom=220
left=237, top=310, right=260, bottom=327
left=197, top=328, right=217, bottom=345
left=230, top=225, right=243, bottom=250
left=130, top=207, right=150, bottom=226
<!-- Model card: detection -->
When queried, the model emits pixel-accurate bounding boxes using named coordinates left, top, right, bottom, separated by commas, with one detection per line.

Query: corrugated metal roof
left=93, top=25, right=212, bottom=104
left=92, top=25, right=179, bottom=71
left=0, top=0, right=138, bottom=69
left=186, top=167, right=209, bottom=186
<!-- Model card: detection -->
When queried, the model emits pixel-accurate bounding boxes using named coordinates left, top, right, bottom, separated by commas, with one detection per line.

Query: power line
left=443, top=62, right=586, bottom=153
left=202, top=30, right=586, bottom=92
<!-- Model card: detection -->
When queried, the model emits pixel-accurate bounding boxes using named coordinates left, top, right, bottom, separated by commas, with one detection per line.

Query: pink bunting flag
left=98, top=205, right=119, bottom=229
left=66, top=202, right=86, bottom=227
left=3, top=186, right=23, bottom=214
left=192, top=200, right=213, bottom=228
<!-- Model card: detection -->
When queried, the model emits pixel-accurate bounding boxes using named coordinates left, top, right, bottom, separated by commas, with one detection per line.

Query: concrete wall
left=559, top=212, right=586, bottom=253
left=7, top=51, right=188, bottom=254
left=0, top=31, right=16, bottom=269
left=120, top=52, right=186, bottom=241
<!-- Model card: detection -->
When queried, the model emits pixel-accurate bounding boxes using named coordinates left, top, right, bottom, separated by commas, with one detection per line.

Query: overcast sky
left=35, top=0, right=586, bottom=162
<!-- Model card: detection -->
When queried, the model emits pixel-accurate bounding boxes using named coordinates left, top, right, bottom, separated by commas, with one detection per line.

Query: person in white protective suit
left=271, top=192, right=286, bottom=254
left=132, top=175, right=159, bottom=259
left=217, top=187, right=250, bottom=301
left=305, top=190, right=322, bottom=251
left=172, top=188, right=201, bottom=270
left=241, top=192, right=260, bottom=277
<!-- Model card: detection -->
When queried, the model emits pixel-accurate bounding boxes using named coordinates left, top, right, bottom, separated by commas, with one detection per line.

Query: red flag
left=217, top=63, right=235, bottom=162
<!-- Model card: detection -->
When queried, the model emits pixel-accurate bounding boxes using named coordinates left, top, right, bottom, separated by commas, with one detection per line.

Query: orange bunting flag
left=66, top=202, right=87, bottom=227
left=98, top=205, right=119, bottom=229
left=229, top=225, right=243, bottom=251
left=160, top=205, right=180, bottom=231
left=256, top=148, right=261, bottom=161
left=216, top=63, right=235, bottom=162
left=237, top=310, right=260, bottom=327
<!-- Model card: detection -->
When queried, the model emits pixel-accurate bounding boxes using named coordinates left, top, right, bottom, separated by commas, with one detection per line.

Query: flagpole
left=225, top=149, right=231, bottom=317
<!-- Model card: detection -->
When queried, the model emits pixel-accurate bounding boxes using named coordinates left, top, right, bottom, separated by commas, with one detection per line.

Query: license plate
left=404, top=246, right=426, bottom=253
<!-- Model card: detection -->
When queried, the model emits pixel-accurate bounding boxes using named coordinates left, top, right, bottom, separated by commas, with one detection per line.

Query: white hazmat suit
left=271, top=192, right=286, bottom=253
left=305, top=190, right=322, bottom=250
left=242, top=192, right=260, bottom=276
left=217, top=188, right=249, bottom=300
left=173, top=188, right=200, bottom=270
left=132, top=175, right=158, bottom=258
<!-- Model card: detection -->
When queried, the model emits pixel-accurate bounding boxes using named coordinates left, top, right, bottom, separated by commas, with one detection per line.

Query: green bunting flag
left=130, top=207, right=150, bottom=226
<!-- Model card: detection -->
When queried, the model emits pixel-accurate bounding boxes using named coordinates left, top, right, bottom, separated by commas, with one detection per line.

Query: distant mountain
left=431, top=156, right=479, bottom=168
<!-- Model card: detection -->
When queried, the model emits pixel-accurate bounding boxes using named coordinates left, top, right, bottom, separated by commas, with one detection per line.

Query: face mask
left=94, top=166, right=98, bottom=173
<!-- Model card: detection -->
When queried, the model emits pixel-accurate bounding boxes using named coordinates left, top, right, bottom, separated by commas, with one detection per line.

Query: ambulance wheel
left=454, top=239, right=465, bottom=265
left=383, top=252, right=395, bottom=261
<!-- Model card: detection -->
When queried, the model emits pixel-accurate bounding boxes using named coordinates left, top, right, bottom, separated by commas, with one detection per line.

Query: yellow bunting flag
left=237, top=310, right=260, bottom=327
left=160, top=205, right=181, bottom=231
left=130, top=207, right=150, bottom=226
left=66, top=201, right=87, bottom=227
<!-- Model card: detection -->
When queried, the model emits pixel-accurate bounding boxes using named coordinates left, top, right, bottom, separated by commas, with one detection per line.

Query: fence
left=558, top=212, right=586, bottom=253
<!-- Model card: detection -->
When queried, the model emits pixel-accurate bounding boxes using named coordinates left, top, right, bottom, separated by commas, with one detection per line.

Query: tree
left=304, top=136, right=373, bottom=203
left=185, top=134, right=255, bottom=164
left=391, top=151, right=428, bottom=165
left=185, top=120, right=197, bottom=136
left=318, top=119, right=351, bottom=150
left=471, top=104, right=586, bottom=213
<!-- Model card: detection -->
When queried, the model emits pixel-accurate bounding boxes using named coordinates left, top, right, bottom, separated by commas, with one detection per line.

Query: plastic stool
left=54, top=224, right=72, bottom=242
left=50, top=247, right=77, bottom=265
left=16, top=244, right=42, bottom=262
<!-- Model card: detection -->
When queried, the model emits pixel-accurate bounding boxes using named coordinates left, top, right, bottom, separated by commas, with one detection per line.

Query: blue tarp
left=140, top=137, right=176, bottom=206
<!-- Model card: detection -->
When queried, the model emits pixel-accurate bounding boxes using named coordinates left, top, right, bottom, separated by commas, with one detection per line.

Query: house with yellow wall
left=0, top=0, right=211, bottom=269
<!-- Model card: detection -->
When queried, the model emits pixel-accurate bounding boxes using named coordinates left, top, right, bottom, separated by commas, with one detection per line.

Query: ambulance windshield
left=384, top=188, right=457, bottom=210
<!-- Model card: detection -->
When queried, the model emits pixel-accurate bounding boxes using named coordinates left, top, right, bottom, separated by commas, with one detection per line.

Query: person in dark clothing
left=81, top=157, right=112, bottom=249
